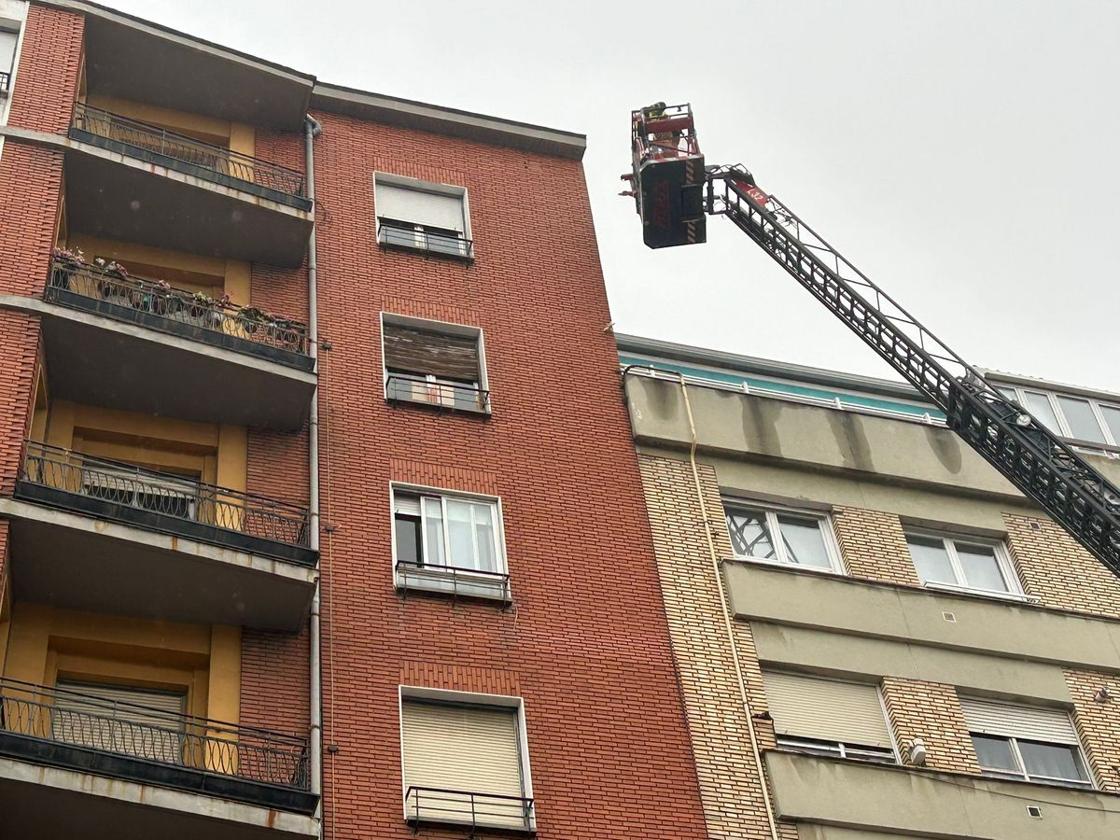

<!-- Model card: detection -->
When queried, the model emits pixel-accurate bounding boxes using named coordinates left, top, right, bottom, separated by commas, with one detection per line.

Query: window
left=762, top=671, right=896, bottom=764
left=904, top=531, right=1022, bottom=598
left=995, top=383, right=1120, bottom=449
left=724, top=501, right=842, bottom=573
left=392, top=486, right=509, bottom=600
left=962, top=697, right=1092, bottom=788
left=374, top=174, right=472, bottom=259
left=400, top=693, right=533, bottom=830
left=382, top=314, right=489, bottom=413
left=52, top=680, right=187, bottom=765
left=0, top=28, right=16, bottom=96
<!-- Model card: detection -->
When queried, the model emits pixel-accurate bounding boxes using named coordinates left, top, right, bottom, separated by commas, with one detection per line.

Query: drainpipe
left=304, top=113, right=323, bottom=834
left=677, top=373, right=780, bottom=840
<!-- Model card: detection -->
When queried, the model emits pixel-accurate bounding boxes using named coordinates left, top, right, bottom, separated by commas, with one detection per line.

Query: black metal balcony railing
left=0, top=70, right=10, bottom=97
left=386, top=374, right=490, bottom=413
left=395, top=560, right=512, bottom=602
left=0, top=678, right=314, bottom=811
left=17, top=441, right=315, bottom=566
left=46, top=259, right=312, bottom=370
left=70, top=103, right=310, bottom=210
left=405, top=786, right=534, bottom=832
left=377, top=218, right=474, bottom=261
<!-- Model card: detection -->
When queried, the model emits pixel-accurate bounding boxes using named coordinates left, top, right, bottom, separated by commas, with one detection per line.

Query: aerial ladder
left=624, top=102, right=1120, bottom=579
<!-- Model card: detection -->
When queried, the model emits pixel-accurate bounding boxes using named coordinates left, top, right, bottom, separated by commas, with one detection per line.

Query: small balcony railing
left=377, top=218, right=474, bottom=261
left=405, top=786, right=534, bottom=832
left=70, top=103, right=310, bottom=210
left=46, top=256, right=312, bottom=369
left=0, top=678, right=315, bottom=812
left=0, top=70, right=10, bottom=97
left=17, top=441, right=315, bottom=566
left=386, top=374, right=490, bottom=414
left=395, top=560, right=511, bottom=603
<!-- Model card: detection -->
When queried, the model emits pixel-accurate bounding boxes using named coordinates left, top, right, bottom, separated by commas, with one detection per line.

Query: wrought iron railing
left=377, top=218, right=474, bottom=260
left=19, top=441, right=310, bottom=550
left=386, top=374, right=490, bottom=413
left=48, top=259, right=308, bottom=357
left=405, top=786, right=534, bottom=831
left=0, top=678, right=310, bottom=790
left=395, top=561, right=511, bottom=602
left=71, top=103, right=307, bottom=202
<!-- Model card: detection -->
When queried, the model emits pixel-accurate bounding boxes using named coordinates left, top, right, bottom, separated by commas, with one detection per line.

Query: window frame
left=996, top=383, right=1120, bottom=450
left=903, top=529, right=1025, bottom=600
left=390, top=482, right=510, bottom=598
left=373, top=172, right=473, bottom=259
left=380, top=312, right=490, bottom=414
left=397, top=686, right=535, bottom=831
left=723, top=498, right=845, bottom=575
left=971, top=732, right=1093, bottom=789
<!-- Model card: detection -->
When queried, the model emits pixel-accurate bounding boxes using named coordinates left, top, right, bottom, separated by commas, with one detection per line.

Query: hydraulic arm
left=627, top=104, right=1120, bottom=578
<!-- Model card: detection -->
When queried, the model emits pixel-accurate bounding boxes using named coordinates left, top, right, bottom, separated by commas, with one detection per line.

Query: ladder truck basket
left=628, top=102, right=706, bottom=249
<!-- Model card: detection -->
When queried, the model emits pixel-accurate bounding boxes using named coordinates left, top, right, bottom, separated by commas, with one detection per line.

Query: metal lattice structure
left=701, top=163, right=1120, bottom=577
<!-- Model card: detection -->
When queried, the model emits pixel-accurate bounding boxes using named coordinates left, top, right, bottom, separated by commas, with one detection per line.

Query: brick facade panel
left=880, top=677, right=980, bottom=775
left=6, top=5, right=83, bottom=134
left=1066, top=669, right=1120, bottom=792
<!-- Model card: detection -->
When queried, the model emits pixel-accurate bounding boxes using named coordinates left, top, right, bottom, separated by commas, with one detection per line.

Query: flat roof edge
left=35, top=0, right=317, bottom=88
left=311, top=84, right=587, bottom=161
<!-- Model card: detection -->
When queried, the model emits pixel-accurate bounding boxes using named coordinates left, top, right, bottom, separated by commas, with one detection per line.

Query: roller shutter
left=376, top=182, right=465, bottom=233
left=53, top=681, right=187, bottom=764
left=762, top=671, right=893, bottom=749
left=960, top=697, right=1078, bottom=744
left=383, top=323, right=480, bottom=382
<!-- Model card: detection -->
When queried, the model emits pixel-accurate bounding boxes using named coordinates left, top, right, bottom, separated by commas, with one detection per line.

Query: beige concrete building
left=618, top=334, right=1120, bottom=840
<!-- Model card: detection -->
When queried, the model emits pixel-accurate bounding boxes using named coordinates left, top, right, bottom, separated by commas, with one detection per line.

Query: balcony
left=1, top=442, right=316, bottom=631
left=386, top=374, right=490, bottom=414
left=395, top=561, right=511, bottom=603
left=0, top=679, right=317, bottom=839
left=63, top=105, right=312, bottom=266
left=46, top=257, right=312, bottom=371
left=405, top=786, right=534, bottom=833
left=377, top=217, right=474, bottom=261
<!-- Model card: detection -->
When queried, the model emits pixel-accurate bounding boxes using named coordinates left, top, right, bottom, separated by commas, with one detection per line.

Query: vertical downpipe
left=304, top=114, right=323, bottom=835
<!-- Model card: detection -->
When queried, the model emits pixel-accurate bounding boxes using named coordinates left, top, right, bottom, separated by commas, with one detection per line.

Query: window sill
left=922, top=581, right=1037, bottom=605
left=978, top=769, right=1095, bottom=791
left=395, top=563, right=511, bottom=604
left=377, top=239, right=475, bottom=264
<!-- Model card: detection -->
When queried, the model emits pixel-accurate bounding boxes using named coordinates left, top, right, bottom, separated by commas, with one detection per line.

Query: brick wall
left=6, top=4, right=83, bottom=134
left=1066, top=669, right=1120, bottom=792
left=832, top=505, right=920, bottom=586
left=308, top=112, right=709, bottom=840
left=880, top=677, right=979, bottom=774
left=239, top=626, right=311, bottom=737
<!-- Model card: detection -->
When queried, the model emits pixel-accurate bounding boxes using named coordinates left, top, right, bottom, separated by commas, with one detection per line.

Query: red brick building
left=0, top=2, right=708, bottom=838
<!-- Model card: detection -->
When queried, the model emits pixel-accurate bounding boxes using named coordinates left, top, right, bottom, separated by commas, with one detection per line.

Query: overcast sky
left=109, top=0, right=1119, bottom=391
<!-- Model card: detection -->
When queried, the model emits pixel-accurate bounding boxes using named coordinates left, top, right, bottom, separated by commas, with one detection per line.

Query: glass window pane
left=395, top=513, right=421, bottom=565
left=955, top=542, right=1010, bottom=592
left=1022, top=391, right=1061, bottom=435
left=421, top=497, right=445, bottom=567
left=971, top=735, right=1019, bottom=773
left=472, top=503, right=498, bottom=572
left=775, top=514, right=832, bottom=569
left=726, top=507, right=776, bottom=560
left=1056, top=396, right=1106, bottom=443
left=995, top=386, right=1018, bottom=401
left=1018, top=740, right=1088, bottom=782
left=446, top=499, right=477, bottom=569
left=1100, top=404, right=1120, bottom=444
left=907, top=536, right=956, bottom=585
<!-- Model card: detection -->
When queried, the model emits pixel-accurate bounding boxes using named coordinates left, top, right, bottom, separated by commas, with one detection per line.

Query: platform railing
left=19, top=441, right=310, bottom=550
left=0, top=678, right=310, bottom=790
left=48, top=258, right=308, bottom=356
left=377, top=218, right=474, bottom=260
left=386, top=374, right=490, bottom=413
left=395, top=560, right=511, bottom=602
left=0, top=70, right=10, bottom=97
left=404, top=786, right=534, bottom=831
left=71, top=103, right=306, bottom=201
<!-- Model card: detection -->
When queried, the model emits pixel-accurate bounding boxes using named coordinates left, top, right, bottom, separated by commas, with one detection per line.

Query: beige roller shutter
left=376, top=182, right=465, bottom=233
left=402, top=699, right=526, bottom=827
left=53, top=681, right=187, bottom=764
left=961, top=698, right=1078, bottom=744
left=763, top=671, right=893, bottom=749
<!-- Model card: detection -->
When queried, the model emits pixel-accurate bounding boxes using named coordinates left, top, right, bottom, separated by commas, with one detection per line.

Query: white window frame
left=996, top=383, right=1120, bottom=451
left=904, top=529, right=1026, bottom=601
left=398, top=686, right=535, bottom=830
left=373, top=172, right=473, bottom=258
left=0, top=12, right=26, bottom=127
left=390, top=482, right=510, bottom=597
left=380, top=312, right=490, bottom=414
left=723, top=498, right=844, bottom=575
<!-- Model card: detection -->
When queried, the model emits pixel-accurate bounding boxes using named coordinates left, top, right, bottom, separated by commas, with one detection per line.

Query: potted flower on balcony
left=51, top=246, right=85, bottom=290
left=239, top=306, right=267, bottom=336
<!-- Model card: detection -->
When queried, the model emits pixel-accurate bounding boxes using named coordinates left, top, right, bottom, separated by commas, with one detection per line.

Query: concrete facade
left=622, top=335, right=1120, bottom=839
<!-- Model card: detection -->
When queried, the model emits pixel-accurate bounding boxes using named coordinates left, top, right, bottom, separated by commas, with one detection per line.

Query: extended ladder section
left=703, top=164, right=1120, bottom=577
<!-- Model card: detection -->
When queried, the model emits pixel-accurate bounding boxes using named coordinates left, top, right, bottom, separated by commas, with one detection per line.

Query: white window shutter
left=763, top=671, right=893, bottom=749
left=376, top=182, right=465, bottom=233
left=960, top=698, right=1079, bottom=744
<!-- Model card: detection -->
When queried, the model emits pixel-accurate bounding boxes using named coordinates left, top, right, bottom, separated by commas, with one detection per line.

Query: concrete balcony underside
left=766, top=751, right=1120, bottom=839
left=3, top=295, right=314, bottom=431
left=0, top=756, right=317, bottom=839
left=0, top=498, right=316, bottom=632
left=65, top=142, right=311, bottom=267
